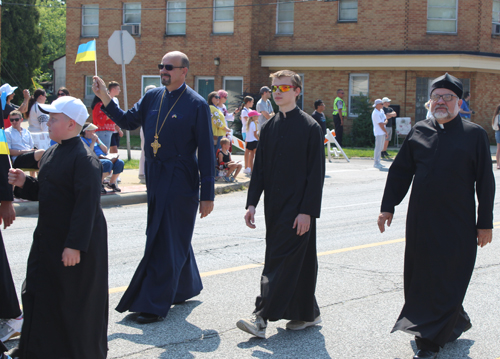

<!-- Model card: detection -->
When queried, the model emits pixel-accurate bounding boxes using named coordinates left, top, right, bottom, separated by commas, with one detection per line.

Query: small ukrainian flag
left=0, top=129, right=10, bottom=155
left=75, top=40, right=96, bottom=63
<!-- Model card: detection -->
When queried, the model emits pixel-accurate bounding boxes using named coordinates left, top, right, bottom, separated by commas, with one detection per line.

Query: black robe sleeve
left=245, top=123, right=266, bottom=209
left=13, top=176, right=39, bottom=201
left=64, top=155, right=103, bottom=252
left=380, top=128, right=416, bottom=214
left=299, top=123, right=325, bottom=218
left=0, top=155, right=13, bottom=202
left=475, top=130, right=495, bottom=229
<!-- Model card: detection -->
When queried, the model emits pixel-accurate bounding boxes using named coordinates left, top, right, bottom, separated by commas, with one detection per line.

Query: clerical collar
left=165, top=82, right=186, bottom=96
left=279, top=106, right=300, bottom=118
left=433, top=114, right=461, bottom=130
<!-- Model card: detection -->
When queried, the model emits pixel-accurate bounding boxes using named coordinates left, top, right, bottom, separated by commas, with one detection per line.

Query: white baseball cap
left=372, top=99, right=383, bottom=107
left=382, top=97, right=391, bottom=102
left=38, top=96, right=89, bottom=126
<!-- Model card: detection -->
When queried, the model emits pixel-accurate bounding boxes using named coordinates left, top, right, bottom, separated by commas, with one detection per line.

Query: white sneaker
left=117, top=177, right=121, bottom=183
left=243, top=167, right=251, bottom=174
left=0, top=316, right=23, bottom=342
left=374, top=163, right=384, bottom=168
left=236, top=314, right=267, bottom=338
left=286, top=315, right=322, bottom=331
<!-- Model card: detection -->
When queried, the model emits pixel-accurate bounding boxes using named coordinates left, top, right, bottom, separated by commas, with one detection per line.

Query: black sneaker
left=381, top=152, right=386, bottom=159
left=384, top=151, right=391, bottom=159
left=101, top=184, right=108, bottom=195
left=107, top=183, right=121, bottom=192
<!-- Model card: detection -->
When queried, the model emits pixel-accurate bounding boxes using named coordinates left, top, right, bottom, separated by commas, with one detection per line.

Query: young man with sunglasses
left=238, top=70, right=325, bottom=338
left=378, top=73, right=495, bottom=359
left=92, top=51, right=214, bottom=324
left=5, top=111, right=45, bottom=170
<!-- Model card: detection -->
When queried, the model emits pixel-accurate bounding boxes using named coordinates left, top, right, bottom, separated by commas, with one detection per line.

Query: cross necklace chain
left=152, top=86, right=187, bottom=156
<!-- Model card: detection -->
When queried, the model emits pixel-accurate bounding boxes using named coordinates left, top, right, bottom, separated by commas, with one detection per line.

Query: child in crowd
left=217, top=137, right=242, bottom=182
left=241, top=96, right=254, bottom=174
left=8, top=96, right=108, bottom=359
left=245, top=110, right=260, bottom=175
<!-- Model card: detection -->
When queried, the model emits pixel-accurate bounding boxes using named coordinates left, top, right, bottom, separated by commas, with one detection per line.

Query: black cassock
left=246, top=107, right=325, bottom=322
left=381, top=115, right=495, bottom=347
left=15, top=137, right=108, bottom=359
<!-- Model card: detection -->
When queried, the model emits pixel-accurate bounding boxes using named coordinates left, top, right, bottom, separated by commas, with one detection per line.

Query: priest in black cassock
left=92, top=51, right=215, bottom=324
left=8, top=97, right=108, bottom=359
left=237, top=70, right=325, bottom=338
left=378, top=73, right=495, bottom=359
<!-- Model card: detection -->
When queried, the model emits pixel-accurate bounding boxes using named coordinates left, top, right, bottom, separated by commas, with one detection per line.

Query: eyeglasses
left=271, top=85, right=298, bottom=93
left=10, top=118, right=22, bottom=122
left=158, top=64, right=185, bottom=71
left=430, top=94, right=458, bottom=102
left=214, top=96, right=220, bottom=99
left=57, top=92, right=66, bottom=97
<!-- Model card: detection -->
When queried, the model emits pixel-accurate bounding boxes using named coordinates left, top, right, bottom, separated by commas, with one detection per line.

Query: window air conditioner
left=121, top=24, right=141, bottom=36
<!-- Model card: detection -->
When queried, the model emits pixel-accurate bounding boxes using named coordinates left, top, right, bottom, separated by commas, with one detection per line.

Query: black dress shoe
left=136, top=312, right=164, bottom=324
left=413, top=349, right=438, bottom=359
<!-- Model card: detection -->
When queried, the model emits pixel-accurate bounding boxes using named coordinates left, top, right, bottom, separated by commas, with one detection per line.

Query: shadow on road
left=237, top=326, right=331, bottom=358
left=108, top=300, right=220, bottom=358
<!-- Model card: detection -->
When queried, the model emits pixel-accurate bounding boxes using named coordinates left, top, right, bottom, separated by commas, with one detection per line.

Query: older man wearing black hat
left=377, top=73, right=495, bottom=359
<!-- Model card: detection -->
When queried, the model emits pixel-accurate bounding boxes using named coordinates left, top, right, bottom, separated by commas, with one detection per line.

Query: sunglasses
left=271, top=85, right=298, bottom=93
left=214, top=96, right=220, bottom=99
left=10, top=118, right=22, bottom=122
left=158, top=64, right=185, bottom=71
left=57, top=92, right=66, bottom=97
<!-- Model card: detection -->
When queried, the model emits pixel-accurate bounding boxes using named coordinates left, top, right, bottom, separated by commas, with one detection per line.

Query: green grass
left=118, top=134, right=142, bottom=149
left=327, top=147, right=399, bottom=158
left=123, top=159, right=140, bottom=169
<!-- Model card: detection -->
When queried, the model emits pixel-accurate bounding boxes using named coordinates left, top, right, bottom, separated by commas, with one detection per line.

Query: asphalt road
left=3, top=158, right=500, bottom=359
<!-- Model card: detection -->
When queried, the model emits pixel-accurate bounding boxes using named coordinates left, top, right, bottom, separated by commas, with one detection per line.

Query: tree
left=347, top=95, right=375, bottom=147
left=1, top=0, right=43, bottom=105
left=36, top=0, right=66, bottom=82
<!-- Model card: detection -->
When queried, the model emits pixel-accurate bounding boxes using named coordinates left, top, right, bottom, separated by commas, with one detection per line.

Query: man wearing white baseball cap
left=7, top=96, right=109, bottom=358
left=372, top=99, right=388, bottom=168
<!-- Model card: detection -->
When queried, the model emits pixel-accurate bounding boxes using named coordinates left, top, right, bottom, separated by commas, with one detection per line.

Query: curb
left=13, top=180, right=251, bottom=217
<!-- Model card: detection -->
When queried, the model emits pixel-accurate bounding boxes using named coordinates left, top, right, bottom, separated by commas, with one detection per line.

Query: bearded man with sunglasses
left=377, top=73, right=495, bottom=359
left=238, top=70, right=325, bottom=338
left=92, top=51, right=214, bottom=324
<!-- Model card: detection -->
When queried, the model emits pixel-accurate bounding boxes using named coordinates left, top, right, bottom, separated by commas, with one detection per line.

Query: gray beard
left=161, top=75, right=171, bottom=86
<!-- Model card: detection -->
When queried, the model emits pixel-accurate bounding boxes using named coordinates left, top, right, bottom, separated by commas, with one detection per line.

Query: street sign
left=108, top=30, right=136, bottom=65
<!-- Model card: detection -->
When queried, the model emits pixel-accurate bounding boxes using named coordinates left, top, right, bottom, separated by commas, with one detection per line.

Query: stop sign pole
left=119, top=31, right=131, bottom=160
left=108, top=30, right=136, bottom=160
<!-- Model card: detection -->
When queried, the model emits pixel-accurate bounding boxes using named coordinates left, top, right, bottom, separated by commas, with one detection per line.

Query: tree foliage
left=37, top=0, right=66, bottom=81
left=347, top=95, right=375, bottom=147
left=1, top=0, right=43, bottom=104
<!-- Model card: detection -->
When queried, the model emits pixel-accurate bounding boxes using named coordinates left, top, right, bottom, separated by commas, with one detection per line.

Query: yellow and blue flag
left=0, top=129, right=10, bottom=155
left=75, top=40, right=96, bottom=63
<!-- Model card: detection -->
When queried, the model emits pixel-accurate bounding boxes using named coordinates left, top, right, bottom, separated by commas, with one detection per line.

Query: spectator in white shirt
left=372, top=99, right=388, bottom=169
left=241, top=96, right=254, bottom=174
left=5, top=110, right=45, bottom=169
left=26, top=89, right=49, bottom=133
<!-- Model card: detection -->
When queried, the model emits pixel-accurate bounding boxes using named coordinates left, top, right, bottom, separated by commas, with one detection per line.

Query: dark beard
left=161, top=75, right=171, bottom=86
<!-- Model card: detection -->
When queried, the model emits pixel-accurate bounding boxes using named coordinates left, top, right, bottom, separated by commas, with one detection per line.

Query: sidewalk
left=13, top=152, right=250, bottom=216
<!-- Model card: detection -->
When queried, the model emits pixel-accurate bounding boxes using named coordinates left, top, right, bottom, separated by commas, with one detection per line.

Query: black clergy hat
left=430, top=73, right=463, bottom=99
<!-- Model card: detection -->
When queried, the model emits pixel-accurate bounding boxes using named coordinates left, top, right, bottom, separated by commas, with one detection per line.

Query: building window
left=348, top=73, right=369, bottom=117
left=142, top=76, right=162, bottom=96
left=276, top=0, right=294, bottom=35
left=82, top=5, right=99, bottom=37
left=493, top=0, right=500, bottom=34
left=213, top=0, right=234, bottom=34
left=195, top=77, right=215, bottom=101
left=296, top=74, right=304, bottom=110
left=223, top=77, right=243, bottom=108
left=124, top=3, right=141, bottom=25
left=427, top=0, right=457, bottom=34
left=167, top=1, right=186, bottom=35
left=338, top=0, right=358, bottom=22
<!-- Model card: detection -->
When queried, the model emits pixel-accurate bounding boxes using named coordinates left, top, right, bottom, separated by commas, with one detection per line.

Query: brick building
left=66, top=0, right=500, bottom=141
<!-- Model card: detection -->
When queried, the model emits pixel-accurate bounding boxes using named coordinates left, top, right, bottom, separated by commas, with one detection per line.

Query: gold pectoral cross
left=151, top=135, right=161, bottom=156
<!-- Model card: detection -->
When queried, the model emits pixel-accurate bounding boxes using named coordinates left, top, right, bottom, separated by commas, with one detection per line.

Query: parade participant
left=8, top=96, right=108, bottom=359
left=238, top=70, right=325, bottom=338
left=92, top=51, right=215, bottom=324
left=0, top=115, right=23, bottom=346
left=377, top=73, right=495, bottom=359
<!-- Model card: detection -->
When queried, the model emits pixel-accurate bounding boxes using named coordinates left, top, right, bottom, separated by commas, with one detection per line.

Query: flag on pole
left=0, top=129, right=11, bottom=155
left=75, top=40, right=96, bottom=63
